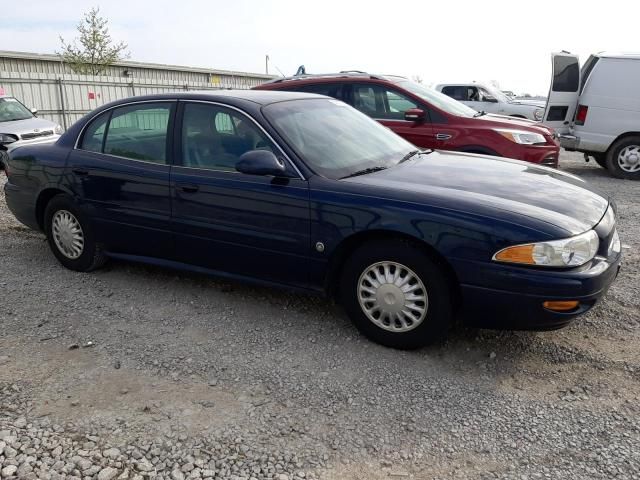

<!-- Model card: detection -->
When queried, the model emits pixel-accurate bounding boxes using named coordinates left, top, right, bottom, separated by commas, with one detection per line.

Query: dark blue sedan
left=3, top=91, right=622, bottom=349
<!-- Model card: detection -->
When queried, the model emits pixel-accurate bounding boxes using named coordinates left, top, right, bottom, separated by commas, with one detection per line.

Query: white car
left=545, top=51, right=640, bottom=180
left=0, top=95, right=62, bottom=168
left=434, top=83, right=545, bottom=121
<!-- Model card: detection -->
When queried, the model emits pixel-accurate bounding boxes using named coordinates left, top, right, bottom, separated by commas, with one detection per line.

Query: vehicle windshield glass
left=483, top=84, right=511, bottom=103
left=392, top=80, right=477, bottom=118
left=263, top=98, right=415, bottom=179
left=0, top=97, right=34, bottom=122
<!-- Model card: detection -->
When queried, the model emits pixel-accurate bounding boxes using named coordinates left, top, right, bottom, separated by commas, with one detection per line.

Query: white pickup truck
left=434, top=83, right=545, bottom=121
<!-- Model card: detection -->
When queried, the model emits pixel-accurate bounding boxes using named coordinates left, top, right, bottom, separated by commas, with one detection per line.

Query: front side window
left=104, top=103, right=172, bottom=163
left=0, top=97, right=34, bottom=122
left=181, top=103, right=275, bottom=171
left=351, top=84, right=419, bottom=120
left=263, top=98, right=414, bottom=179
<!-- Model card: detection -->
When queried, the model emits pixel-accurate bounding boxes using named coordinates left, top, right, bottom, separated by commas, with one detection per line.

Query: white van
left=545, top=52, right=640, bottom=179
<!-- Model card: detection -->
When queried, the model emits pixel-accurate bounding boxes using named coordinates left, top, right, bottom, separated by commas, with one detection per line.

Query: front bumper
left=455, top=253, right=622, bottom=330
left=506, top=142, right=560, bottom=168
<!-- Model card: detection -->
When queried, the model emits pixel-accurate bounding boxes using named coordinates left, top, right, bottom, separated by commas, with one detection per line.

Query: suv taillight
left=575, top=105, right=588, bottom=126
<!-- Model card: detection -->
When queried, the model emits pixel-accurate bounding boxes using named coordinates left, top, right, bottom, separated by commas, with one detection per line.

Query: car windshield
left=263, top=98, right=415, bottom=179
left=392, top=80, right=478, bottom=118
left=0, top=97, right=34, bottom=122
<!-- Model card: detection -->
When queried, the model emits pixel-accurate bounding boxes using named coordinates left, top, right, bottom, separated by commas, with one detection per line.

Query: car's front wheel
left=44, top=194, right=107, bottom=272
left=340, top=239, right=453, bottom=349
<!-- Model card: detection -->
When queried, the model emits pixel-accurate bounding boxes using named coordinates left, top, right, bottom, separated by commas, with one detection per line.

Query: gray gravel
left=1, top=151, right=639, bottom=480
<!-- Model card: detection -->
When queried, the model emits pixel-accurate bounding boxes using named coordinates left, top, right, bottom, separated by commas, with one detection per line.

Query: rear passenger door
left=346, top=83, right=435, bottom=149
left=67, top=102, right=175, bottom=258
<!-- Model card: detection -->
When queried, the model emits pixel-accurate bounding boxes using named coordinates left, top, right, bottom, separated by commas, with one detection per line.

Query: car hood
left=0, top=117, right=57, bottom=137
left=513, top=99, right=547, bottom=107
left=477, top=114, right=551, bottom=135
left=344, top=151, right=609, bottom=235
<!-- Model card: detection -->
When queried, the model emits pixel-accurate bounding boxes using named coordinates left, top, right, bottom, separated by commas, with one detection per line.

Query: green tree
left=58, top=7, right=129, bottom=76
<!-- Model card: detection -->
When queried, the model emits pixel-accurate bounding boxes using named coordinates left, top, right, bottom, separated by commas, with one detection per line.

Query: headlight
left=534, top=109, right=543, bottom=121
left=0, top=133, right=18, bottom=144
left=54, top=124, right=64, bottom=134
left=493, top=230, right=599, bottom=267
left=494, top=128, right=546, bottom=145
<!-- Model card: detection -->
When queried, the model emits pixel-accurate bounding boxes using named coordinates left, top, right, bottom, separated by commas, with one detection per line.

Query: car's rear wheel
left=606, top=136, right=640, bottom=179
left=44, top=194, right=107, bottom=271
left=340, top=239, right=452, bottom=349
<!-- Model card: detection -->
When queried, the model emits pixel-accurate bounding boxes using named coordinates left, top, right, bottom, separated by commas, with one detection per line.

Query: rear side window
left=294, top=83, right=343, bottom=100
left=104, top=103, right=172, bottom=164
left=552, top=56, right=580, bottom=92
left=80, top=111, right=109, bottom=152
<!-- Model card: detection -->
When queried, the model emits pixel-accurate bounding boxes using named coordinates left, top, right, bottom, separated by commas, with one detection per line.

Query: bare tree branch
left=57, top=7, right=129, bottom=76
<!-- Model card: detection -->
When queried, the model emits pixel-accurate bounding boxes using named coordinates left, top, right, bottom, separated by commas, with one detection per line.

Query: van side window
left=552, top=56, right=580, bottom=92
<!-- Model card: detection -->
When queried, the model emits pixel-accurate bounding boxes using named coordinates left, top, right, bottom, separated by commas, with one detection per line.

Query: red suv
left=254, top=73, right=560, bottom=166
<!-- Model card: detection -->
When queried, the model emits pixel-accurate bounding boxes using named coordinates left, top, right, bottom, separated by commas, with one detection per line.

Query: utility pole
left=265, top=55, right=269, bottom=75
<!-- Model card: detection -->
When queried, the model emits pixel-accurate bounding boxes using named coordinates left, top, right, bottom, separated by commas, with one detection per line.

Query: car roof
left=261, top=72, right=407, bottom=85
left=102, top=90, right=327, bottom=107
left=595, top=52, right=640, bottom=60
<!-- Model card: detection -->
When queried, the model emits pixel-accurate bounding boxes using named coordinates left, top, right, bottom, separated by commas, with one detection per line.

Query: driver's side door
left=170, top=101, right=311, bottom=287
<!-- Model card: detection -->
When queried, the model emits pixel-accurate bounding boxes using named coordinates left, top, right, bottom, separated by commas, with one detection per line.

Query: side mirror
left=483, top=96, right=498, bottom=103
left=236, top=149, right=288, bottom=177
left=30, top=108, right=38, bottom=116
left=404, top=108, right=426, bottom=122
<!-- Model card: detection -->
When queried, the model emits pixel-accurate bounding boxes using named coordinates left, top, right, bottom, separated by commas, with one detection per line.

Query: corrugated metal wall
left=0, top=51, right=275, bottom=129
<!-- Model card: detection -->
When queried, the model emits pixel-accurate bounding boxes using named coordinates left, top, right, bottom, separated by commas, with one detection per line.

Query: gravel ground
left=1, top=151, right=639, bottom=480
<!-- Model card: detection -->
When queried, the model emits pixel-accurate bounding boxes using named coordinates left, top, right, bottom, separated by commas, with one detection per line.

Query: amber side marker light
left=543, top=300, right=580, bottom=312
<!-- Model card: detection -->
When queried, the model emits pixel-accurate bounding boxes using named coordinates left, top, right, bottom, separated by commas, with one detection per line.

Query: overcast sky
left=1, top=0, right=638, bottom=95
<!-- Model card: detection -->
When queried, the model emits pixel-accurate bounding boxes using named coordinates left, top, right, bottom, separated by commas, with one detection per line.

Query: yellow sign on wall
left=210, top=75, right=221, bottom=86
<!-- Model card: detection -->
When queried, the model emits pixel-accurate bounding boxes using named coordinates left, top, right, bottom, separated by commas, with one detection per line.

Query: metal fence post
left=130, top=80, right=136, bottom=96
left=57, top=78, right=67, bottom=129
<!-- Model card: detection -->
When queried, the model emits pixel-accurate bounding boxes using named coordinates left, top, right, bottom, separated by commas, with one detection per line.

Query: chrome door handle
left=436, top=133, right=452, bottom=140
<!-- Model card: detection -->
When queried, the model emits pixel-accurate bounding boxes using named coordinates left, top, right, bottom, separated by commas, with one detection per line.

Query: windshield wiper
left=398, top=149, right=432, bottom=163
left=473, top=110, right=487, bottom=117
left=340, top=166, right=388, bottom=179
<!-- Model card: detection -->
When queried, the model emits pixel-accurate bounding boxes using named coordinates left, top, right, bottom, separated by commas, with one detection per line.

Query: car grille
left=20, top=130, right=54, bottom=140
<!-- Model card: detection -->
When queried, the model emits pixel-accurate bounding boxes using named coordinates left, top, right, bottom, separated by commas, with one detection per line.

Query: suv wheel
left=340, top=239, right=452, bottom=349
left=44, top=194, right=107, bottom=271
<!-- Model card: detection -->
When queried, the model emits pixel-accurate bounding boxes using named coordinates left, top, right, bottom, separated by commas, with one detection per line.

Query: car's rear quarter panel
left=4, top=143, right=70, bottom=231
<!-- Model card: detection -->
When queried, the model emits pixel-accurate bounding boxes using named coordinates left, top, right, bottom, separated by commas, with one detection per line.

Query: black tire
left=44, top=194, right=107, bottom=272
left=606, top=136, right=640, bottom=180
left=592, top=154, right=607, bottom=169
left=339, top=239, right=453, bottom=349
